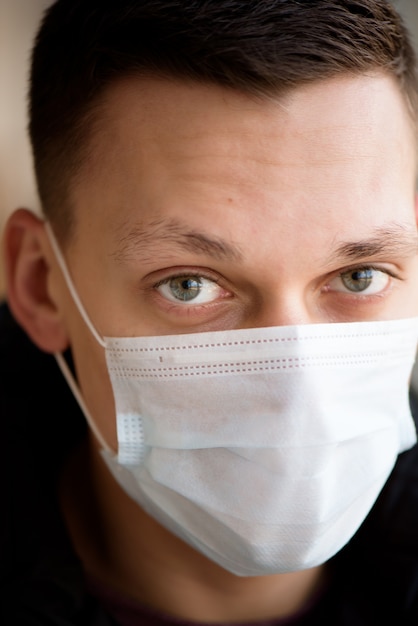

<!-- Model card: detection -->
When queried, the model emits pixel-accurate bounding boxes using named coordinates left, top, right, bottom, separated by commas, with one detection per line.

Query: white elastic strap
left=45, top=221, right=112, bottom=453
left=54, top=352, right=112, bottom=453
left=45, top=222, right=106, bottom=348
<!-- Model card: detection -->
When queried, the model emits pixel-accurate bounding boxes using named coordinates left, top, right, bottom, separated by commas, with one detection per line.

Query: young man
left=2, top=0, right=418, bottom=624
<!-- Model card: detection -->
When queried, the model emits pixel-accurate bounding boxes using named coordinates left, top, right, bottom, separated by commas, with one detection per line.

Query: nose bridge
left=244, top=288, right=316, bottom=329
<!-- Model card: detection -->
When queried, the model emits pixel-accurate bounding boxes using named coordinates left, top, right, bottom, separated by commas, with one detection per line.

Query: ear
left=3, top=208, right=70, bottom=352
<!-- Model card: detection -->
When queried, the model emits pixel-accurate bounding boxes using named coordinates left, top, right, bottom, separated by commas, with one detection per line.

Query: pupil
left=344, top=268, right=373, bottom=292
left=352, top=269, right=372, bottom=282
left=171, top=277, right=202, bottom=301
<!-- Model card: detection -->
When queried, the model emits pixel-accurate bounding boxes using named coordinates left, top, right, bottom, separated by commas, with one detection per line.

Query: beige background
left=0, top=0, right=418, bottom=296
left=0, top=0, right=52, bottom=295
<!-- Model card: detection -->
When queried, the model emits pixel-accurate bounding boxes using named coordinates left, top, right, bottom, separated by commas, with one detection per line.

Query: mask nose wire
left=44, top=221, right=112, bottom=453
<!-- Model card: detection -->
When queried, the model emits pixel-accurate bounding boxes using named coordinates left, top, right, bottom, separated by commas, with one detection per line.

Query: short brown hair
left=29, top=0, right=418, bottom=239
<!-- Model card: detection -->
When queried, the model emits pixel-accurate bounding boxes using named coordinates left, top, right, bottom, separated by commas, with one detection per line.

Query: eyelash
left=148, top=262, right=403, bottom=324
left=153, top=271, right=221, bottom=289
left=325, top=264, right=402, bottom=294
left=153, top=264, right=401, bottom=287
left=340, top=264, right=399, bottom=281
left=152, top=270, right=226, bottom=308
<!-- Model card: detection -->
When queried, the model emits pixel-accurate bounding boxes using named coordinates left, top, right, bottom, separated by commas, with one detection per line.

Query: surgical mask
left=46, top=223, right=418, bottom=577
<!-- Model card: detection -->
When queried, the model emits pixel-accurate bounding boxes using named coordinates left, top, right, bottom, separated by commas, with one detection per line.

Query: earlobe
left=3, top=208, right=70, bottom=353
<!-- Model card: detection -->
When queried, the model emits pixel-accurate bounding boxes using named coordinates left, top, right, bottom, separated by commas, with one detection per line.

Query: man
left=2, top=0, right=418, bottom=623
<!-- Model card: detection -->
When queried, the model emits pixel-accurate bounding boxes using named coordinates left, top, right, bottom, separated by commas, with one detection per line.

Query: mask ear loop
left=54, top=352, right=112, bottom=453
left=44, top=221, right=112, bottom=453
left=44, top=222, right=106, bottom=349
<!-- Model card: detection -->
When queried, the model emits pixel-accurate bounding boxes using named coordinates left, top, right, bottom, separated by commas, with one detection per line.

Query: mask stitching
left=107, top=330, right=414, bottom=353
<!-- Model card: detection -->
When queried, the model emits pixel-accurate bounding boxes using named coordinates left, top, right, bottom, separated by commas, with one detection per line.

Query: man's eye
left=155, top=275, right=223, bottom=304
left=328, top=267, right=391, bottom=295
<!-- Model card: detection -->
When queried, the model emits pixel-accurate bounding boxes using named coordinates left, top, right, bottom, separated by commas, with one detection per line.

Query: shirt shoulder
left=328, top=391, right=418, bottom=624
left=0, top=302, right=115, bottom=625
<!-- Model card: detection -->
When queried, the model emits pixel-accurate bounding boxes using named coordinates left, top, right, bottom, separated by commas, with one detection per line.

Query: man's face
left=55, top=74, right=418, bottom=448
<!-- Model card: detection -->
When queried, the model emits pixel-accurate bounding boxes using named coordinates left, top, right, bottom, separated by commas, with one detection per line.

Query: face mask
left=46, top=223, right=418, bottom=577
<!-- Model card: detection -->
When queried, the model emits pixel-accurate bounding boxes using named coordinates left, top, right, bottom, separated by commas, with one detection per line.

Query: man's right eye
left=155, top=274, right=224, bottom=305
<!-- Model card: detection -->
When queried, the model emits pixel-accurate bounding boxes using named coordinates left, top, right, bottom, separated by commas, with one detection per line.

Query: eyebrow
left=328, top=224, right=418, bottom=265
left=111, top=217, right=243, bottom=265
left=111, top=219, right=418, bottom=268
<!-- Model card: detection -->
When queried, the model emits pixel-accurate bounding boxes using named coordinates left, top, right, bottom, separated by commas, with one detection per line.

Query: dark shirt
left=1, top=302, right=418, bottom=625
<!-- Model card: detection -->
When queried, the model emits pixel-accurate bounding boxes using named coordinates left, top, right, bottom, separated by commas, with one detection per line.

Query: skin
left=4, top=73, right=418, bottom=621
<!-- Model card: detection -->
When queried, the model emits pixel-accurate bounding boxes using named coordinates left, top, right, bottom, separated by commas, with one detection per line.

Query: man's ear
left=2, top=208, right=70, bottom=353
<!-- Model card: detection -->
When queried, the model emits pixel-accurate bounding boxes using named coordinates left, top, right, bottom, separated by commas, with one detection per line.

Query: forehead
left=92, top=72, right=415, bottom=154
left=70, top=73, right=417, bottom=250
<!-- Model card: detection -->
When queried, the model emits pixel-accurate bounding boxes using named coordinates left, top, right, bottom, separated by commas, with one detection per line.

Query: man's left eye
left=328, top=267, right=391, bottom=295
left=155, top=275, right=223, bottom=304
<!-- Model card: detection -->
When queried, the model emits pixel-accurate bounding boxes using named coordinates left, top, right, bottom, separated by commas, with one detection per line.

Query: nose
left=242, top=292, right=318, bottom=329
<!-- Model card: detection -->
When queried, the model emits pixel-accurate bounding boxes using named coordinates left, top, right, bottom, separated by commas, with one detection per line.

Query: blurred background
left=0, top=0, right=418, bottom=296
left=0, top=0, right=52, bottom=295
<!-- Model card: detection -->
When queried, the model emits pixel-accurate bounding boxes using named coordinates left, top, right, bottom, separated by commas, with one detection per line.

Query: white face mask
left=46, top=224, right=418, bottom=577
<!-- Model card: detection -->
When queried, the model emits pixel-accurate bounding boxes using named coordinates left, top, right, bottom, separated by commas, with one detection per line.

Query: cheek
left=405, top=264, right=418, bottom=316
left=384, top=257, right=418, bottom=319
left=70, top=323, right=118, bottom=451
